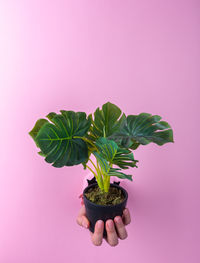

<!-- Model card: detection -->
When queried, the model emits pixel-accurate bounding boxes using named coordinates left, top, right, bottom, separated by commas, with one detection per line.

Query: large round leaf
left=95, top=137, right=118, bottom=163
left=88, top=102, right=126, bottom=140
left=109, top=113, right=174, bottom=147
left=29, top=111, right=91, bottom=167
left=95, top=137, right=138, bottom=169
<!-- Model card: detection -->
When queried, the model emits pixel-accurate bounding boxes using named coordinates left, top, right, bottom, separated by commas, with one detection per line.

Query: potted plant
left=29, top=102, right=174, bottom=236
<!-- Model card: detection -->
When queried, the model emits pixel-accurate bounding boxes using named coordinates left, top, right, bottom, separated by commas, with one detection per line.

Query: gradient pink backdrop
left=0, top=1, right=199, bottom=262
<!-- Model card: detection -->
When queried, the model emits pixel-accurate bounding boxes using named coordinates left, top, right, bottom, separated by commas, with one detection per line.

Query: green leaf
left=95, top=137, right=118, bottom=163
left=89, top=102, right=126, bottom=139
left=129, top=139, right=140, bottom=150
left=95, top=137, right=138, bottom=169
left=93, top=150, right=133, bottom=182
left=29, top=111, right=91, bottom=167
left=112, top=147, right=138, bottom=169
left=108, top=168, right=133, bottom=181
left=46, top=112, right=57, bottom=121
left=38, top=151, right=46, bottom=157
left=29, top=119, right=48, bottom=145
left=110, top=113, right=174, bottom=147
left=93, top=151, right=110, bottom=174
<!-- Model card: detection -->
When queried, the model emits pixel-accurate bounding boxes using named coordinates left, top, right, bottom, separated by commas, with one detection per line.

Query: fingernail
left=124, top=209, right=128, bottom=215
left=83, top=222, right=88, bottom=229
left=115, top=216, right=122, bottom=224
left=97, top=220, right=103, bottom=229
left=107, top=220, right=114, bottom=230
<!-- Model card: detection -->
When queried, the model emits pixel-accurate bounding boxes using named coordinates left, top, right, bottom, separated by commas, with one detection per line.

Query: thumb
left=76, top=205, right=90, bottom=229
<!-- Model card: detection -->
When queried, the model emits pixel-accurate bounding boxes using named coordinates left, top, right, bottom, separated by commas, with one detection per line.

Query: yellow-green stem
left=96, top=160, right=105, bottom=191
left=97, top=170, right=104, bottom=191
left=86, top=165, right=104, bottom=191
left=103, top=174, right=110, bottom=193
left=89, top=158, right=98, bottom=173
left=86, top=165, right=97, bottom=180
left=89, top=158, right=104, bottom=190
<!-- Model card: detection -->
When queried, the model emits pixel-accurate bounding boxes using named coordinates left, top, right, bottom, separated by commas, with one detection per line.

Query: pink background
left=0, top=1, right=199, bottom=262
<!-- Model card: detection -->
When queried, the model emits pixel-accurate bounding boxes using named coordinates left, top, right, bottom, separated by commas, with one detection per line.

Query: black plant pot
left=83, top=183, right=128, bottom=237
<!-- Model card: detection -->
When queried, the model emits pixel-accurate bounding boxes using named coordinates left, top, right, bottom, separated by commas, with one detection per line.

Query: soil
left=84, top=185, right=125, bottom=205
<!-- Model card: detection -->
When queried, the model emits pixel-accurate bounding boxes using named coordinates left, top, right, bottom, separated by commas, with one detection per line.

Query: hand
left=76, top=197, right=131, bottom=246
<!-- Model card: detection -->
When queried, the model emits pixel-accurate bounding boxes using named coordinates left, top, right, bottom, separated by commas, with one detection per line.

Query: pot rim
left=83, top=183, right=128, bottom=208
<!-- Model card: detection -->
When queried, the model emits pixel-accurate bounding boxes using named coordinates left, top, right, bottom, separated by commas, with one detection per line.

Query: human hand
left=76, top=197, right=131, bottom=246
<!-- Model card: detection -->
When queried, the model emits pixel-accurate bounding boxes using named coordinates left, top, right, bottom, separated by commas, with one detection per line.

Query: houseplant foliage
left=29, top=102, right=174, bottom=235
left=29, top=102, right=173, bottom=195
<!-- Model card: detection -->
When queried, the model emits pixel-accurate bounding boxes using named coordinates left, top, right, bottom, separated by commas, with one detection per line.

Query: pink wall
left=0, top=1, right=199, bottom=262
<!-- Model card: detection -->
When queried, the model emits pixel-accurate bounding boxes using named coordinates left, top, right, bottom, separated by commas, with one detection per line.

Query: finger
left=114, top=216, right=128, bottom=240
left=122, top=208, right=131, bottom=225
left=78, top=194, right=84, bottom=206
left=105, top=220, right=118, bottom=247
left=76, top=205, right=90, bottom=229
left=77, top=204, right=86, bottom=219
left=76, top=214, right=89, bottom=229
left=91, top=220, right=104, bottom=246
left=81, top=215, right=90, bottom=229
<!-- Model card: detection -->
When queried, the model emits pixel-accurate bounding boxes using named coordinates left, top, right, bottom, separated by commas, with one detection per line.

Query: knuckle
left=120, top=232, right=128, bottom=240
left=107, top=228, right=115, bottom=234
left=95, top=229, right=103, bottom=235
left=126, top=218, right=131, bottom=225
left=106, top=221, right=115, bottom=233
left=114, top=216, right=122, bottom=225
left=124, top=211, right=131, bottom=225
left=114, top=216, right=120, bottom=221
left=94, top=240, right=102, bottom=246
left=92, top=238, right=103, bottom=246
left=116, top=226, right=128, bottom=240
left=109, top=240, right=118, bottom=247
left=95, top=224, right=104, bottom=234
left=123, top=215, right=131, bottom=225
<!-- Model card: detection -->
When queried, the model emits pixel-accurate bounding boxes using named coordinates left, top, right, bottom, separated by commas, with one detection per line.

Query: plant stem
left=86, top=165, right=104, bottom=191
left=89, top=158, right=104, bottom=190
left=89, top=158, right=98, bottom=173
left=73, top=136, right=98, bottom=150
left=103, top=126, right=106, bottom=137
left=103, top=174, right=110, bottom=193
left=97, top=170, right=104, bottom=191
left=85, top=165, right=97, bottom=180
